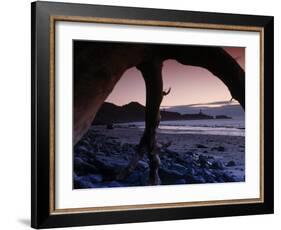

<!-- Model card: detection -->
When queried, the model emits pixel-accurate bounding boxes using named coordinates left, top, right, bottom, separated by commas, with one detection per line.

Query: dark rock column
left=117, top=59, right=164, bottom=185
left=137, top=59, right=164, bottom=185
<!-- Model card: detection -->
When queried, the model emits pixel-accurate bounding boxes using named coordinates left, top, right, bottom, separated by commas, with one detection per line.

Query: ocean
left=120, top=118, right=245, bottom=137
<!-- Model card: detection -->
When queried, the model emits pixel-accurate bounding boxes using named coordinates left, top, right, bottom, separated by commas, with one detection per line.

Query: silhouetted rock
left=92, top=101, right=215, bottom=125
left=215, top=115, right=232, bottom=119
left=196, top=144, right=208, bottom=149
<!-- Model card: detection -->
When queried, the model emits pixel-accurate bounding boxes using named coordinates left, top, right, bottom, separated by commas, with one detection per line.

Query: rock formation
left=74, top=41, right=245, bottom=185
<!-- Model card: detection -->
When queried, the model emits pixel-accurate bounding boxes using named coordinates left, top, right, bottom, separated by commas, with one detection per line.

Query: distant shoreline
left=92, top=101, right=237, bottom=125
left=92, top=117, right=245, bottom=137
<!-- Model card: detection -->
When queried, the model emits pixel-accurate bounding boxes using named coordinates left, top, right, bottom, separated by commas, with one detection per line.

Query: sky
left=106, top=46, right=245, bottom=107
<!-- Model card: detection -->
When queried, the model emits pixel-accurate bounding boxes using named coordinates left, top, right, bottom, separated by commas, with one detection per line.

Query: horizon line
left=105, top=99, right=240, bottom=108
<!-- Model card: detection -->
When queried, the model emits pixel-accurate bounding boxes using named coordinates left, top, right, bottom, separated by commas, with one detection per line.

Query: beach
left=74, top=123, right=245, bottom=189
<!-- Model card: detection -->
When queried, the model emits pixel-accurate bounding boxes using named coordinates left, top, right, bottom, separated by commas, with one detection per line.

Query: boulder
left=169, top=163, right=188, bottom=175
left=136, top=160, right=149, bottom=170
left=211, top=160, right=224, bottom=170
left=198, top=155, right=211, bottom=168
left=159, top=167, right=185, bottom=185
left=93, top=155, right=128, bottom=175
left=124, top=171, right=142, bottom=185
left=196, top=144, right=208, bottom=149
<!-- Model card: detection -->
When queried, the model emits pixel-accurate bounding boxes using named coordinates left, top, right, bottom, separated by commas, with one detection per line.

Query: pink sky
left=106, top=47, right=245, bottom=106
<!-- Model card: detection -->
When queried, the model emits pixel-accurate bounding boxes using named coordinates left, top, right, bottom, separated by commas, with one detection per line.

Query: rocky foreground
left=74, top=126, right=245, bottom=189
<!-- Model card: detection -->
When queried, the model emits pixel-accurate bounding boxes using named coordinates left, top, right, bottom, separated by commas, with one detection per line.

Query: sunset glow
left=106, top=47, right=245, bottom=106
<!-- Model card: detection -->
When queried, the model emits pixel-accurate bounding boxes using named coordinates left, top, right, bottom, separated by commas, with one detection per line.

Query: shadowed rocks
left=73, top=130, right=239, bottom=189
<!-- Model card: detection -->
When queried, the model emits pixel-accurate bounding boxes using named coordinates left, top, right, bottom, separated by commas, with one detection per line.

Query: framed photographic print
left=31, top=1, right=274, bottom=228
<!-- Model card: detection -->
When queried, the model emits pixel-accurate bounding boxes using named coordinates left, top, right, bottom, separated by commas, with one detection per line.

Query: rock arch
left=74, top=41, right=245, bottom=184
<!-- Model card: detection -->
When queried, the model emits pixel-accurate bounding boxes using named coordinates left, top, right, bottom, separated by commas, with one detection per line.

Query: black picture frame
left=31, top=1, right=274, bottom=228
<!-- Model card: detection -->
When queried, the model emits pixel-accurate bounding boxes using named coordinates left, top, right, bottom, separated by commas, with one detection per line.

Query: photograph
left=30, top=1, right=273, bottom=228
left=73, top=41, right=246, bottom=189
